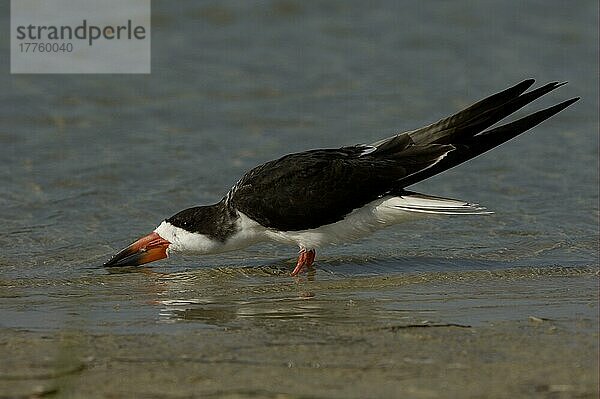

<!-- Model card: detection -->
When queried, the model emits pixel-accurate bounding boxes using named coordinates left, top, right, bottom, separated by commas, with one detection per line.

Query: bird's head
left=104, top=203, right=234, bottom=268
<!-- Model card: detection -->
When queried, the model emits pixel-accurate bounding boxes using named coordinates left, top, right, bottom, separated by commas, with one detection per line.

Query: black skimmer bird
left=104, top=79, right=578, bottom=275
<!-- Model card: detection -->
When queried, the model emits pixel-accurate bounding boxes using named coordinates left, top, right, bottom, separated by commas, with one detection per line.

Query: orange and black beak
left=104, top=232, right=171, bottom=267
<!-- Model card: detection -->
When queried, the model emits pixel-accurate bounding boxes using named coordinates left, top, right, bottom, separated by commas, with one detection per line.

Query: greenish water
left=0, top=1, right=598, bottom=397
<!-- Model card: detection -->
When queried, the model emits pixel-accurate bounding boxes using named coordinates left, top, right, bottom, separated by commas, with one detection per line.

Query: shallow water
left=1, top=265, right=597, bottom=397
left=3, top=262, right=596, bottom=333
left=0, top=0, right=598, bottom=397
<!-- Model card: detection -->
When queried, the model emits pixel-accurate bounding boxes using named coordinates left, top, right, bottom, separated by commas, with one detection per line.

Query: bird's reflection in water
left=104, top=265, right=170, bottom=305
left=157, top=298, right=332, bottom=327
left=104, top=265, right=241, bottom=326
left=110, top=256, right=466, bottom=329
left=146, top=262, right=336, bottom=328
left=158, top=299, right=239, bottom=325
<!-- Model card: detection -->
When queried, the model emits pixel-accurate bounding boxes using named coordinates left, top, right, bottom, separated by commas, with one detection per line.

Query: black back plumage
left=227, top=80, right=578, bottom=231
left=229, top=144, right=451, bottom=231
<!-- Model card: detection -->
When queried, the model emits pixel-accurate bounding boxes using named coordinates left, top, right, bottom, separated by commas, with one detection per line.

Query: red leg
left=291, top=250, right=307, bottom=276
left=305, top=249, right=315, bottom=267
left=291, top=249, right=316, bottom=276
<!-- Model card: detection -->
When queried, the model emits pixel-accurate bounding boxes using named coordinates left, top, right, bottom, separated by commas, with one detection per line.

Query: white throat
left=153, top=213, right=268, bottom=255
left=154, top=221, right=219, bottom=254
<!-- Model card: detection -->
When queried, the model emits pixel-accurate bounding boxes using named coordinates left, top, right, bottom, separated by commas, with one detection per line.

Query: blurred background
left=0, top=0, right=597, bottom=278
left=0, top=4, right=598, bottom=397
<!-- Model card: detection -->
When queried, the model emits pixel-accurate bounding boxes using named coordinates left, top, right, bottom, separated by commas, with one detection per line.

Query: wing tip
left=550, top=97, right=580, bottom=113
left=512, top=78, right=536, bottom=93
left=522, top=78, right=536, bottom=86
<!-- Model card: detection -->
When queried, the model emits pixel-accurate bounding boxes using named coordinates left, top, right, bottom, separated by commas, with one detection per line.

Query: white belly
left=262, top=196, right=424, bottom=249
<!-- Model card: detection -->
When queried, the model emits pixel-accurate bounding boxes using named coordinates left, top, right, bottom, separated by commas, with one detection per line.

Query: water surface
left=0, top=1, right=598, bottom=397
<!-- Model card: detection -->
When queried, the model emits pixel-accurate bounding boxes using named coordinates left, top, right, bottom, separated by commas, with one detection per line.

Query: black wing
left=229, top=80, right=578, bottom=231
left=229, top=145, right=451, bottom=231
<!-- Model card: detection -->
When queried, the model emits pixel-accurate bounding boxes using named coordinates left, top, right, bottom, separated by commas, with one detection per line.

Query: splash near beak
left=104, top=232, right=170, bottom=267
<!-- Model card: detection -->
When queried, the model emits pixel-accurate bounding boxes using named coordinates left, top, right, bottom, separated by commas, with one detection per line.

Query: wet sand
left=1, top=265, right=597, bottom=398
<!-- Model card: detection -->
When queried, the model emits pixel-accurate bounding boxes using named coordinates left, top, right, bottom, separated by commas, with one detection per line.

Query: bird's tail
left=385, top=191, right=492, bottom=215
